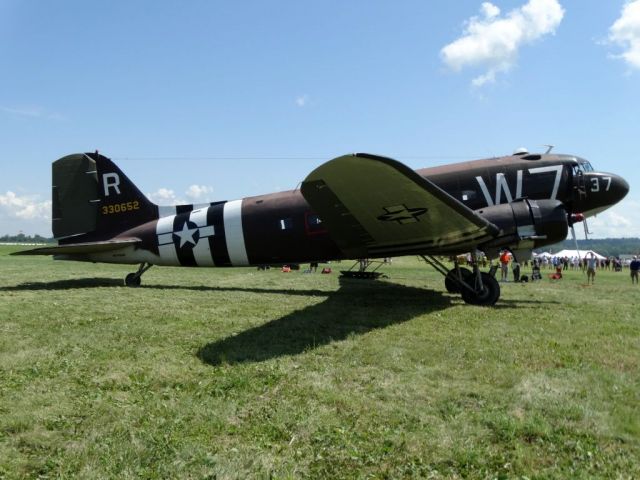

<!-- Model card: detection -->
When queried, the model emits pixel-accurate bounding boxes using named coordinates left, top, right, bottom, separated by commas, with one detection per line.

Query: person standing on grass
left=586, top=252, right=597, bottom=285
left=499, top=250, right=510, bottom=282
left=512, top=260, right=520, bottom=282
left=630, top=256, right=640, bottom=285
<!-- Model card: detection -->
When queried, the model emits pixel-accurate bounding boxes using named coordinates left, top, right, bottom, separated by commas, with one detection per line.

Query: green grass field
left=1, top=245, right=639, bottom=479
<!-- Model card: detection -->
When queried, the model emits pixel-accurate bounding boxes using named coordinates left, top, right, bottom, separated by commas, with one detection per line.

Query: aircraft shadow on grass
left=2, top=276, right=560, bottom=366
left=0, top=277, right=124, bottom=290
left=0, top=277, right=330, bottom=298
left=196, top=278, right=451, bottom=366
left=2, top=275, right=450, bottom=364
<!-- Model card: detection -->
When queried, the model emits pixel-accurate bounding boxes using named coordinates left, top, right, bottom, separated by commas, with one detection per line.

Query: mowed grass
left=0, top=245, right=639, bottom=479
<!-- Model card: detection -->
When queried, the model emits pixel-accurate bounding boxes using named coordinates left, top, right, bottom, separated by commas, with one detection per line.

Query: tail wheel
left=445, top=267, right=472, bottom=293
left=125, top=273, right=142, bottom=287
left=461, top=272, right=500, bottom=306
left=124, top=262, right=152, bottom=287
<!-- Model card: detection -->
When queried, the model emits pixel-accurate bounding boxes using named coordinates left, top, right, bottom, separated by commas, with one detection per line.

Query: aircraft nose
left=618, top=174, right=629, bottom=198
left=607, top=173, right=630, bottom=203
left=578, top=172, right=629, bottom=215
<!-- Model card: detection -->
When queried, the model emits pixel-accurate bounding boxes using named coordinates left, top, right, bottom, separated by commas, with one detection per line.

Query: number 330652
left=101, top=201, right=140, bottom=215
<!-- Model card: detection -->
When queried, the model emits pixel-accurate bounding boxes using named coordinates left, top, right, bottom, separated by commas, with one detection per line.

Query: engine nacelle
left=476, top=199, right=568, bottom=252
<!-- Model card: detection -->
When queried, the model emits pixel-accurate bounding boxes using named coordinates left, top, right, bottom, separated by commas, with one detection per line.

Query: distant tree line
left=0, top=233, right=54, bottom=244
left=538, top=237, right=640, bottom=257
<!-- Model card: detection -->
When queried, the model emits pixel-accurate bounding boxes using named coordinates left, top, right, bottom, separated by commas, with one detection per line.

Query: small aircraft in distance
left=15, top=149, right=628, bottom=305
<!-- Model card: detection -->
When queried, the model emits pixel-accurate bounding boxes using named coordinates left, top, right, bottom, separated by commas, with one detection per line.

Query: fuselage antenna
left=543, top=144, right=555, bottom=154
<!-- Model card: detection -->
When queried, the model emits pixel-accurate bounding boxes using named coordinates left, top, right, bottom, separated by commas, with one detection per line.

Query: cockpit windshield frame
left=575, top=157, right=594, bottom=173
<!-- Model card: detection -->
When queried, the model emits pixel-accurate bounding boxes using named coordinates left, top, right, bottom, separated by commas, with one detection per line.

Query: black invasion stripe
left=173, top=213, right=197, bottom=267
left=176, top=204, right=194, bottom=215
left=208, top=202, right=231, bottom=267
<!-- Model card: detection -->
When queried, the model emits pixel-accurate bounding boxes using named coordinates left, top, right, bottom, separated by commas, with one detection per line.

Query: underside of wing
left=301, top=154, right=499, bottom=258
left=10, top=238, right=141, bottom=256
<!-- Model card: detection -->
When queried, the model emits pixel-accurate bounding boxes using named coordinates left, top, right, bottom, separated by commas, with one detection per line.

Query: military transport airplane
left=14, top=150, right=628, bottom=305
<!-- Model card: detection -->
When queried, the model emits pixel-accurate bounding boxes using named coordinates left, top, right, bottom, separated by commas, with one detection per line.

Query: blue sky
left=1, top=0, right=639, bottom=238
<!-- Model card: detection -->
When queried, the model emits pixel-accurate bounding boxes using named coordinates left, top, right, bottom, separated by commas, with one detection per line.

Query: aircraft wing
left=301, top=153, right=500, bottom=258
left=11, top=238, right=141, bottom=256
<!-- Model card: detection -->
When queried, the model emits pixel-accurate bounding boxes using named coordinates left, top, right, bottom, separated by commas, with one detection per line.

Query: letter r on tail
left=103, top=173, right=121, bottom=196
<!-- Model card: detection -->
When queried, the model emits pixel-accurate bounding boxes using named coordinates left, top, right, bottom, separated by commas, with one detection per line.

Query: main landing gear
left=421, top=254, right=500, bottom=306
left=124, top=262, right=153, bottom=287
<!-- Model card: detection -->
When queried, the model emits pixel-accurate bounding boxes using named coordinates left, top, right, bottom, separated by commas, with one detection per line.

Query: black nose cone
left=578, top=172, right=629, bottom=215
left=616, top=175, right=630, bottom=201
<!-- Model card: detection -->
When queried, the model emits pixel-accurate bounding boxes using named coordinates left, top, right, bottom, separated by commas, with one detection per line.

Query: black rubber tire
left=125, top=273, right=141, bottom=287
left=461, top=272, right=500, bottom=306
left=445, top=267, right=472, bottom=293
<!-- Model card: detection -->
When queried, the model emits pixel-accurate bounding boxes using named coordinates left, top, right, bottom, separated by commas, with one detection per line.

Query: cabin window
left=305, top=213, right=328, bottom=235
left=279, top=218, right=293, bottom=230
left=461, top=190, right=477, bottom=202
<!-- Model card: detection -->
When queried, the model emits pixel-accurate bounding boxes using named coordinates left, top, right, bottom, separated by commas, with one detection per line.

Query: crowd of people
left=533, top=255, right=626, bottom=272
left=511, top=252, right=640, bottom=285
left=457, top=251, right=640, bottom=285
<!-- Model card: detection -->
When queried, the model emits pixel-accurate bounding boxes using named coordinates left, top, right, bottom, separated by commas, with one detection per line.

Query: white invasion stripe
left=192, top=241, right=214, bottom=266
left=156, top=215, right=176, bottom=235
left=156, top=215, right=178, bottom=264
left=223, top=199, right=249, bottom=266
left=190, top=208, right=215, bottom=267
left=157, top=232, right=173, bottom=246
left=200, top=226, right=214, bottom=237
left=190, top=208, right=208, bottom=227
left=158, top=243, right=180, bottom=266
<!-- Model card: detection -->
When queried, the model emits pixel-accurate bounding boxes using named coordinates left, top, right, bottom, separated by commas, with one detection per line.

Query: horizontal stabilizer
left=11, top=238, right=140, bottom=256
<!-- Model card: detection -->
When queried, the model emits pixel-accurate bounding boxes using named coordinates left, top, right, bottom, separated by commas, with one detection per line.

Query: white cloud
left=0, top=105, right=65, bottom=121
left=586, top=200, right=640, bottom=238
left=0, top=191, right=51, bottom=236
left=608, top=0, right=640, bottom=70
left=441, top=0, right=565, bottom=86
left=0, top=191, right=51, bottom=220
left=295, top=94, right=309, bottom=107
left=147, top=185, right=215, bottom=205
left=185, top=184, right=214, bottom=201
left=481, top=2, right=501, bottom=20
left=147, top=188, right=186, bottom=206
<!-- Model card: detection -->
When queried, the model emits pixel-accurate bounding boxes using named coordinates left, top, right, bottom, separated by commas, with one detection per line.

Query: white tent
left=552, top=249, right=606, bottom=260
left=534, top=252, right=553, bottom=258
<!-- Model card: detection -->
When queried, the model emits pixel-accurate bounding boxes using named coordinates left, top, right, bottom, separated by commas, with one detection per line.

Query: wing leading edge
left=301, top=153, right=499, bottom=258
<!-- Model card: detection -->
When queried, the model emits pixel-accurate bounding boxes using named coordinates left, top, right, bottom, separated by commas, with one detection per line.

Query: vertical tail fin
left=52, top=152, right=158, bottom=239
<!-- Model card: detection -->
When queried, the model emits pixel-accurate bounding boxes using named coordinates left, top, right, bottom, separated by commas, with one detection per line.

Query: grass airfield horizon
left=1, top=245, right=639, bottom=479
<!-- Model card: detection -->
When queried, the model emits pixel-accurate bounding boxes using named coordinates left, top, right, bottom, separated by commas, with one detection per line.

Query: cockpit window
left=577, top=159, right=594, bottom=172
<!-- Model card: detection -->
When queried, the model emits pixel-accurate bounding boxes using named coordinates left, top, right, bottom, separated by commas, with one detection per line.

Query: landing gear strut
left=125, top=262, right=152, bottom=287
left=340, top=258, right=387, bottom=280
left=421, top=254, right=500, bottom=306
left=444, top=265, right=472, bottom=293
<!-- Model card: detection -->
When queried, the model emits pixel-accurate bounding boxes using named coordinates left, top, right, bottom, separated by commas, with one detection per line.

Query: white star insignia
left=174, top=222, right=198, bottom=248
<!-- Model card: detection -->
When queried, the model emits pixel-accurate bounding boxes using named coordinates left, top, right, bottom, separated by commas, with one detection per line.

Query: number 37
left=590, top=177, right=611, bottom=193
